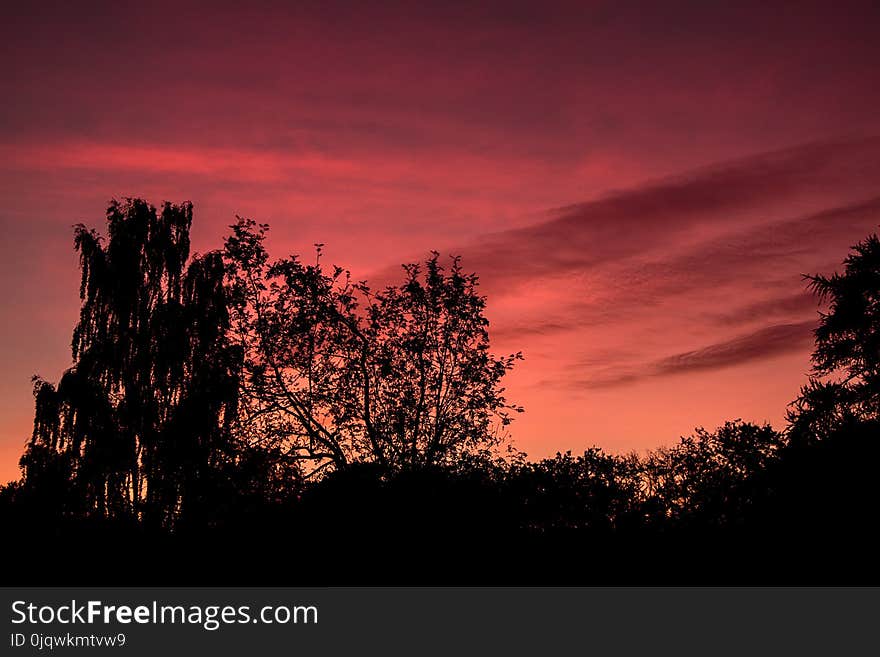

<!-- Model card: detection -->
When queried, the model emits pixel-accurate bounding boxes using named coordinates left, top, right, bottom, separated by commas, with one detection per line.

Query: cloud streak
left=461, top=136, right=880, bottom=296
left=567, top=321, right=816, bottom=390
left=445, top=142, right=880, bottom=413
left=653, top=321, right=815, bottom=376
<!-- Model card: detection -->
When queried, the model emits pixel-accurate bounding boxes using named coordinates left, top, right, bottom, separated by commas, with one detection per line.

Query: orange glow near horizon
left=3, top=2, right=880, bottom=482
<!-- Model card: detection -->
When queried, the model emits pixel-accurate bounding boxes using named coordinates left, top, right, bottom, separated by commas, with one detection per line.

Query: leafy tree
left=641, top=421, right=783, bottom=526
left=788, top=233, right=880, bottom=441
left=224, top=218, right=523, bottom=477
left=20, top=199, right=241, bottom=530
left=503, top=448, right=640, bottom=533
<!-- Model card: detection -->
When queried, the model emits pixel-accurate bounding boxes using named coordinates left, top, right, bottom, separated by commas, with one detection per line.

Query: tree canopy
left=224, top=217, right=523, bottom=478
left=788, top=233, right=880, bottom=441
left=21, top=199, right=241, bottom=530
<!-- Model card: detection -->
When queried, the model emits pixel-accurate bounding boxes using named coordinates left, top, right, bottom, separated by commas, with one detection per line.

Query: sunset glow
left=3, top=1, right=880, bottom=482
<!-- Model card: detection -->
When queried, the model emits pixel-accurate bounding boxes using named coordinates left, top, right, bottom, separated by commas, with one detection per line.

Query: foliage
left=502, top=448, right=640, bottom=532
left=20, top=199, right=241, bottom=530
left=639, top=421, right=784, bottom=526
left=224, top=217, right=523, bottom=477
left=788, top=233, right=880, bottom=441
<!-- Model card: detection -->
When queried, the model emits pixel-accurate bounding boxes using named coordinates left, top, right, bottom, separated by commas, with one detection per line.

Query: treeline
left=1, top=199, right=878, bottom=584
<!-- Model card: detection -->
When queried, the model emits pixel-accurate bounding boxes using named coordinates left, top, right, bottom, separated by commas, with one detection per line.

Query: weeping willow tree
left=20, top=199, right=241, bottom=531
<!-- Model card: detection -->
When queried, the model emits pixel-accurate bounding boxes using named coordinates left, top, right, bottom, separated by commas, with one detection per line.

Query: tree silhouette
left=224, top=218, right=523, bottom=477
left=640, top=421, right=783, bottom=527
left=20, top=199, right=241, bottom=530
left=788, top=233, right=880, bottom=442
left=502, top=447, right=640, bottom=533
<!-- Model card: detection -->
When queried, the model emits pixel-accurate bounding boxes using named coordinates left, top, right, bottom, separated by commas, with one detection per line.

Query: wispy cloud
left=460, top=136, right=880, bottom=296
left=652, top=321, right=815, bottom=375
left=565, top=321, right=816, bottom=390
left=431, top=139, right=880, bottom=397
left=705, top=292, right=820, bottom=327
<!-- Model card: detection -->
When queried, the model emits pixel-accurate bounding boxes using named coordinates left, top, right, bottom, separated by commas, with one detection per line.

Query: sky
left=2, top=1, right=880, bottom=481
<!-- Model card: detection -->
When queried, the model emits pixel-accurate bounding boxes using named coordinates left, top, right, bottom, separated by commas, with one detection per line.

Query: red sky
left=2, top=1, right=880, bottom=481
